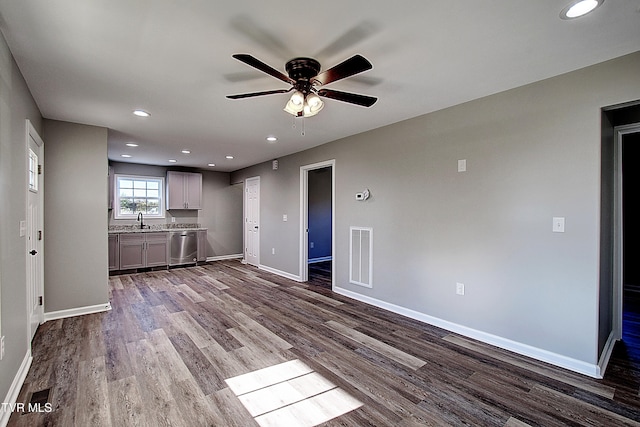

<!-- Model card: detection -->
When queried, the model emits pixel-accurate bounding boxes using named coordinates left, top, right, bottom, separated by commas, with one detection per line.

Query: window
left=28, top=148, right=38, bottom=192
left=114, top=174, right=165, bottom=219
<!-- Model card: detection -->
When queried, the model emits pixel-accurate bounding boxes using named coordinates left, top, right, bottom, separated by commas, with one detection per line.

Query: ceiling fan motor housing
left=286, top=58, right=321, bottom=93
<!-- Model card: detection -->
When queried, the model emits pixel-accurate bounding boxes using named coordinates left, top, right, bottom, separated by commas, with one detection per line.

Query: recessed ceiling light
left=121, top=154, right=132, bottom=158
left=560, top=0, right=604, bottom=19
left=208, top=163, right=216, bottom=167
left=181, top=150, right=191, bottom=154
left=125, top=143, right=139, bottom=147
left=168, top=159, right=177, bottom=163
left=266, top=136, right=277, bottom=142
left=133, top=109, right=150, bottom=117
left=226, top=155, right=234, bottom=159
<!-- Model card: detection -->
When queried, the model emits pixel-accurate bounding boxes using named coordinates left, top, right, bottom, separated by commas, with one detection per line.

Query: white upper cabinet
left=166, top=171, right=202, bottom=210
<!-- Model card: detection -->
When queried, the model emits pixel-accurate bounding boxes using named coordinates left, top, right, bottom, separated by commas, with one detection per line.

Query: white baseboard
left=596, top=331, right=617, bottom=378
left=43, top=302, right=112, bottom=322
left=308, top=256, right=332, bottom=264
left=333, top=286, right=602, bottom=378
left=1, top=349, right=32, bottom=427
left=206, top=253, right=243, bottom=262
left=258, top=264, right=303, bottom=282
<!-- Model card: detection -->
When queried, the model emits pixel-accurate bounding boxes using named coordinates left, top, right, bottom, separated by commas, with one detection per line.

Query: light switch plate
left=456, top=282, right=465, bottom=295
left=458, top=159, right=467, bottom=172
left=552, top=217, right=565, bottom=233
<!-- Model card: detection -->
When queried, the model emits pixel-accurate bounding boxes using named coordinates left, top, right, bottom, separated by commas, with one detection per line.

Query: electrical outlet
left=1, top=336, right=5, bottom=360
left=310, top=242, right=314, bottom=249
left=456, top=282, right=465, bottom=296
left=171, top=217, right=176, bottom=223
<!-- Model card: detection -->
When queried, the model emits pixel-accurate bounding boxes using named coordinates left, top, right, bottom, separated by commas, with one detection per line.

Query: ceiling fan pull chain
left=301, top=117, right=305, bottom=136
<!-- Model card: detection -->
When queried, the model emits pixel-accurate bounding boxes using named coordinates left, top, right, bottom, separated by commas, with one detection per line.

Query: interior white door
left=245, top=177, right=260, bottom=266
left=26, top=121, right=44, bottom=341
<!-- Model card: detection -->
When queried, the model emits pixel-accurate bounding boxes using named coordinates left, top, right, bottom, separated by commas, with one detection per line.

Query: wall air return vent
left=350, top=226, right=373, bottom=288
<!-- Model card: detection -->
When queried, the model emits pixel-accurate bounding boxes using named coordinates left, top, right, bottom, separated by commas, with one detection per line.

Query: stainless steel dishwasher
left=170, top=230, right=198, bottom=266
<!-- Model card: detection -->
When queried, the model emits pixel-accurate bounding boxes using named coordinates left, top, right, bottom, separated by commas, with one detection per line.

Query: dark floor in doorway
left=308, top=261, right=331, bottom=289
left=605, top=283, right=640, bottom=390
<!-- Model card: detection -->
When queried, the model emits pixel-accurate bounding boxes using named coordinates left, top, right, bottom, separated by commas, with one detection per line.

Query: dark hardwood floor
left=8, top=260, right=640, bottom=426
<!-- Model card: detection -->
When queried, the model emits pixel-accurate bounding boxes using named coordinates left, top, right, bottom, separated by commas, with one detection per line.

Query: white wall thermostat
left=356, top=189, right=371, bottom=201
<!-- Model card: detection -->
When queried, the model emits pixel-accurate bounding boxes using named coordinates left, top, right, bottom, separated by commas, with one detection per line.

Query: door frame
left=299, top=160, right=335, bottom=285
left=613, top=123, right=640, bottom=340
left=25, top=119, right=44, bottom=340
left=244, top=176, right=260, bottom=267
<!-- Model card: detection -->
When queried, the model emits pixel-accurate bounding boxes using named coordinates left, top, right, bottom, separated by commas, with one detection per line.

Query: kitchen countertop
left=109, top=224, right=207, bottom=234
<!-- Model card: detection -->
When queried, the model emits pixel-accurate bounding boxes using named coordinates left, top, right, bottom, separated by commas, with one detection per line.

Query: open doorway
left=621, top=128, right=640, bottom=355
left=300, top=160, right=334, bottom=288
left=307, top=166, right=333, bottom=287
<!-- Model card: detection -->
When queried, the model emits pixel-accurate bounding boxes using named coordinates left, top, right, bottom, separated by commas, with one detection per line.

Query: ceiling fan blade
left=232, top=54, right=295, bottom=85
left=313, top=21, right=380, bottom=60
left=312, top=54, right=373, bottom=86
left=317, top=89, right=377, bottom=107
left=227, top=88, right=292, bottom=99
left=230, top=16, right=295, bottom=60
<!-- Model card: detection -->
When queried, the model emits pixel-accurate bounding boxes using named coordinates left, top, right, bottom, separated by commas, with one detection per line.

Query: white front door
left=244, top=177, right=260, bottom=266
left=26, top=120, right=44, bottom=341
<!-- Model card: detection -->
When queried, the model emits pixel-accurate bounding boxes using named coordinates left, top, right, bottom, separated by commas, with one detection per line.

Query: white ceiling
left=1, top=1, right=639, bottom=172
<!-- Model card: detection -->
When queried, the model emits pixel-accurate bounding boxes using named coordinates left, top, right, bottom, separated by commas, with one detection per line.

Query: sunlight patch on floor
left=225, top=359, right=363, bottom=427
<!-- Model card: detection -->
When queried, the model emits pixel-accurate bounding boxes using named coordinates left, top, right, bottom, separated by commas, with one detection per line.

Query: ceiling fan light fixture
left=284, top=92, right=305, bottom=115
left=291, top=91, right=304, bottom=105
left=303, top=93, right=324, bottom=117
left=306, top=93, right=322, bottom=108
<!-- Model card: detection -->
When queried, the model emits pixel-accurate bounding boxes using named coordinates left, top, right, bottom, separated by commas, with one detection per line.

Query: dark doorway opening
left=621, top=131, right=640, bottom=361
left=603, top=102, right=640, bottom=385
left=307, top=166, right=332, bottom=288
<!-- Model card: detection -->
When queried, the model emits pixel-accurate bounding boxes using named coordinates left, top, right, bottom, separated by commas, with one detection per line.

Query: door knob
left=29, top=249, right=37, bottom=255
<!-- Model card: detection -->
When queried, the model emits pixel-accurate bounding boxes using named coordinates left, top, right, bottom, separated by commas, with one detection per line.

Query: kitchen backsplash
left=109, top=223, right=202, bottom=232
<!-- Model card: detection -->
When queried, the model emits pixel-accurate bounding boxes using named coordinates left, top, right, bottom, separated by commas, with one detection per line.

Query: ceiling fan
left=226, top=54, right=377, bottom=117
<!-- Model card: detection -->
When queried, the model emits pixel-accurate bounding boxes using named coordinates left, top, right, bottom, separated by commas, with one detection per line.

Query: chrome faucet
left=137, top=212, right=145, bottom=229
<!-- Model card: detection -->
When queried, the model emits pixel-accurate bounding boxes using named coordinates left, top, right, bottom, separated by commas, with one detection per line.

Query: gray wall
left=0, top=30, right=42, bottom=403
left=232, top=52, right=640, bottom=367
left=43, top=120, right=109, bottom=312
left=109, top=162, right=243, bottom=258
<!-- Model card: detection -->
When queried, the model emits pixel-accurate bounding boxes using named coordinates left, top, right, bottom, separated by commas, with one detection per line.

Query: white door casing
left=299, top=160, right=335, bottom=285
left=245, top=177, right=260, bottom=267
left=613, top=123, right=640, bottom=341
left=26, top=119, right=44, bottom=341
